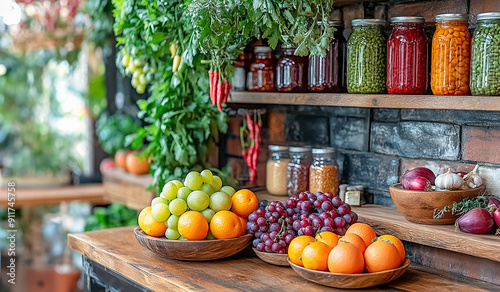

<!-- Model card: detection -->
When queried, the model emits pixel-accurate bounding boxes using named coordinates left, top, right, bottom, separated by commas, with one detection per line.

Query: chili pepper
left=213, top=71, right=219, bottom=106
left=208, top=70, right=214, bottom=104
left=172, top=55, right=181, bottom=73
left=223, top=80, right=231, bottom=104
left=253, top=114, right=262, bottom=174
left=246, top=113, right=256, bottom=182
left=216, top=81, right=223, bottom=111
left=169, top=43, right=176, bottom=59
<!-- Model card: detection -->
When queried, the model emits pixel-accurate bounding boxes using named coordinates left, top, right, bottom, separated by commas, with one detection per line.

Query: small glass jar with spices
left=309, top=148, right=339, bottom=196
left=309, top=21, right=347, bottom=93
left=387, top=17, right=428, bottom=94
left=276, top=46, right=307, bottom=92
left=430, top=14, right=471, bottom=95
left=231, top=54, right=247, bottom=91
left=266, top=145, right=291, bottom=196
left=470, top=12, right=500, bottom=96
left=287, top=146, right=312, bottom=197
left=248, top=46, right=276, bottom=92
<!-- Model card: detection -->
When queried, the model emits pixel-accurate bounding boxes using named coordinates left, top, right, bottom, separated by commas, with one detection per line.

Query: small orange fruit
left=340, top=233, right=366, bottom=253
left=346, top=223, right=377, bottom=247
left=364, top=240, right=401, bottom=273
left=237, top=216, right=248, bottom=236
left=288, top=235, right=315, bottom=266
left=231, top=189, right=258, bottom=218
left=328, top=242, right=365, bottom=274
left=377, top=235, right=405, bottom=264
left=138, top=207, right=167, bottom=237
left=125, top=151, right=150, bottom=175
left=115, top=149, right=129, bottom=169
left=178, top=211, right=209, bottom=240
left=301, top=241, right=331, bottom=271
left=315, top=232, right=338, bottom=250
left=210, top=211, right=241, bottom=239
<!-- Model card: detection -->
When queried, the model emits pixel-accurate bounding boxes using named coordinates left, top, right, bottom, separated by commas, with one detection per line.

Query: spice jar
left=266, top=145, right=291, bottom=196
left=309, top=21, right=346, bottom=92
left=430, top=14, right=471, bottom=95
left=347, top=19, right=387, bottom=93
left=387, top=17, right=428, bottom=94
left=248, top=46, right=275, bottom=91
left=309, top=148, right=339, bottom=196
left=276, top=46, right=307, bottom=92
left=231, top=55, right=246, bottom=91
left=287, top=147, right=312, bottom=197
left=471, top=12, right=500, bottom=96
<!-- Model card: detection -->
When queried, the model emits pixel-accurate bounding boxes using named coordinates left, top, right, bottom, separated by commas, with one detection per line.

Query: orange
left=378, top=235, right=405, bottom=264
left=210, top=211, right=241, bottom=239
left=340, top=233, right=366, bottom=254
left=315, top=232, right=338, bottom=250
left=178, top=211, right=209, bottom=240
left=138, top=207, right=167, bottom=237
left=288, top=235, right=315, bottom=266
left=328, top=242, right=364, bottom=274
left=301, top=241, right=331, bottom=271
left=346, top=223, right=377, bottom=248
left=364, top=240, right=401, bottom=273
left=115, top=149, right=129, bottom=169
left=231, top=189, right=258, bottom=218
left=125, top=151, right=150, bottom=175
left=237, top=216, right=248, bottom=237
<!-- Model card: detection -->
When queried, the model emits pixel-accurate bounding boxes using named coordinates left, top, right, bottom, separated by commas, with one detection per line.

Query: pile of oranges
left=114, top=149, right=150, bottom=175
left=288, top=223, right=405, bottom=274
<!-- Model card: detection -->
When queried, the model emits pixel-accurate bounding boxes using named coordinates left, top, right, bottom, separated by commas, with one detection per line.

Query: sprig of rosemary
left=433, top=195, right=489, bottom=219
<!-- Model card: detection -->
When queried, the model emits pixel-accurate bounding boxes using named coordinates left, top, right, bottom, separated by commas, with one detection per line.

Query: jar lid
left=435, top=14, right=468, bottom=21
left=316, top=20, right=344, bottom=27
left=311, top=148, right=335, bottom=154
left=282, top=45, right=295, bottom=49
left=352, top=19, right=386, bottom=26
left=289, top=146, right=311, bottom=153
left=477, top=12, right=500, bottom=20
left=268, top=145, right=289, bottom=151
left=254, top=46, right=272, bottom=53
left=391, top=16, right=425, bottom=23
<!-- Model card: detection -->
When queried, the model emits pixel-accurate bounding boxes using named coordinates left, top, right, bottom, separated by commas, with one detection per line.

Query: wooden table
left=68, top=226, right=500, bottom=292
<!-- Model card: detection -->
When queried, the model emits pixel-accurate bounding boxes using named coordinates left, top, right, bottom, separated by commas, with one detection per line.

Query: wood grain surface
left=69, top=226, right=500, bottom=292
left=230, top=91, right=500, bottom=111
left=252, top=248, right=290, bottom=266
left=103, top=168, right=155, bottom=210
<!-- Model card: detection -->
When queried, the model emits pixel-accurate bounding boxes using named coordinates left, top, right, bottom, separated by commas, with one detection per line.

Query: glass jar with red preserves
left=387, top=17, right=428, bottom=94
left=276, top=46, right=307, bottom=92
left=247, top=46, right=275, bottom=91
left=287, top=146, right=312, bottom=197
left=309, top=21, right=346, bottom=92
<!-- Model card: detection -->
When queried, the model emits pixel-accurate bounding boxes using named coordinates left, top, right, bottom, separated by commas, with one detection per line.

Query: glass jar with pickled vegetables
left=266, top=145, right=290, bottom=196
left=347, top=19, right=387, bottom=93
left=309, top=21, right=346, bottom=92
left=287, top=147, right=312, bottom=197
left=309, top=148, right=339, bottom=196
left=430, top=14, right=471, bottom=95
left=276, top=46, right=307, bottom=92
left=248, top=46, right=275, bottom=91
left=470, top=12, right=500, bottom=96
left=387, top=17, right=428, bottom=94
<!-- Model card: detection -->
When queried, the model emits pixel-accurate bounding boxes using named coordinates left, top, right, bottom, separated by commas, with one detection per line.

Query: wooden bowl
left=253, top=248, right=290, bottom=266
left=289, top=257, right=411, bottom=289
left=134, top=227, right=252, bottom=261
left=390, top=184, right=486, bottom=225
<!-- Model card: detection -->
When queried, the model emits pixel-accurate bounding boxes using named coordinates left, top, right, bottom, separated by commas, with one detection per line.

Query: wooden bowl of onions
left=390, top=184, right=486, bottom=225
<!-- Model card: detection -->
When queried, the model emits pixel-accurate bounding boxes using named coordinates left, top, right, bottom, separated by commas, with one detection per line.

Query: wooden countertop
left=68, top=226, right=499, bottom=292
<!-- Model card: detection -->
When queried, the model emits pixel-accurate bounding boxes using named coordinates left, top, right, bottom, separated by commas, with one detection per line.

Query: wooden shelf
left=102, top=168, right=155, bottom=210
left=230, top=91, right=500, bottom=111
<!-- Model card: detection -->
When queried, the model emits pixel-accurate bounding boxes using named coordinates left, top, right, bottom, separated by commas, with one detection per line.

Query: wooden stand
left=102, top=168, right=155, bottom=210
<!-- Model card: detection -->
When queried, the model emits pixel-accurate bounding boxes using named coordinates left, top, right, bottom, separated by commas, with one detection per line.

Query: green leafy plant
left=96, top=112, right=141, bottom=155
left=85, top=0, right=115, bottom=48
left=84, top=203, right=138, bottom=231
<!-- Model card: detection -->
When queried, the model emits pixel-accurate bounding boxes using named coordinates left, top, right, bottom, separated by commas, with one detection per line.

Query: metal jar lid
left=316, top=20, right=344, bottom=27
left=477, top=12, right=500, bottom=21
left=289, top=146, right=311, bottom=153
left=391, top=16, right=425, bottom=23
left=254, top=46, right=272, bottom=53
left=268, top=145, right=289, bottom=151
left=352, top=19, right=386, bottom=26
left=435, top=14, right=468, bottom=21
left=311, top=148, right=335, bottom=154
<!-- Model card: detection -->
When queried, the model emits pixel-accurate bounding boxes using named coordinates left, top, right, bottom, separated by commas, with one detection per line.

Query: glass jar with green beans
left=347, top=19, right=387, bottom=93
left=471, top=12, right=500, bottom=96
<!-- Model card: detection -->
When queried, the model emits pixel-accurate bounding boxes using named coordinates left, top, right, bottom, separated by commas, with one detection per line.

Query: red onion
left=408, top=176, right=432, bottom=191
left=454, top=171, right=468, bottom=178
left=489, top=197, right=500, bottom=208
left=401, top=167, right=436, bottom=189
left=494, top=209, right=500, bottom=228
left=455, top=208, right=494, bottom=234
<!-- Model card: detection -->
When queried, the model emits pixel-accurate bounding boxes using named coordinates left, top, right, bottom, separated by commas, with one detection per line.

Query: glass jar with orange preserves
left=430, top=14, right=471, bottom=95
left=248, top=46, right=275, bottom=91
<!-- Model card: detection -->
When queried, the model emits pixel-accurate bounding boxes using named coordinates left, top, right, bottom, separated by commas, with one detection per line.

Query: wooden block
left=103, top=168, right=155, bottom=210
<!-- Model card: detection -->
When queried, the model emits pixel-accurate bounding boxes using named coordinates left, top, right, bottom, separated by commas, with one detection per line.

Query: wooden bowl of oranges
left=287, top=223, right=410, bottom=289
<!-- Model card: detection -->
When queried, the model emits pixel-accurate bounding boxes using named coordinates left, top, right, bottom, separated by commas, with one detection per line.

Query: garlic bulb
left=435, top=169, right=463, bottom=190
left=464, top=164, right=483, bottom=189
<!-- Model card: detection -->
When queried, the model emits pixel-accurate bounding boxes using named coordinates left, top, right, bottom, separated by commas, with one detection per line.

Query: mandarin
left=340, top=233, right=366, bottom=253
left=178, top=211, right=209, bottom=240
left=346, top=223, right=377, bottom=247
left=328, top=242, right=364, bottom=274
left=378, top=235, right=405, bottom=264
left=315, top=232, right=338, bottom=250
left=237, top=216, right=248, bottom=237
left=125, top=151, right=150, bottom=175
left=114, top=149, right=129, bottom=169
left=288, top=235, right=315, bottom=266
left=364, top=240, right=401, bottom=273
left=231, top=189, right=258, bottom=218
left=301, top=241, right=331, bottom=271
left=210, top=211, right=241, bottom=239
left=138, top=206, right=167, bottom=237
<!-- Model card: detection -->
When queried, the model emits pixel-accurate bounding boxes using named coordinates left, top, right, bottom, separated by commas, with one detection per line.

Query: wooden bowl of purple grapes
left=246, top=191, right=359, bottom=264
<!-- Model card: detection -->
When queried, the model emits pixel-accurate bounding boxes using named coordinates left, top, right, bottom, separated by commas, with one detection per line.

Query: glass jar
left=309, top=21, right=346, bottom=92
left=287, top=147, right=312, bottom=197
left=276, top=46, right=307, bottom=92
left=266, top=145, right=291, bottom=196
left=387, top=17, right=428, bottom=94
left=430, top=14, right=471, bottom=95
left=347, top=19, right=387, bottom=93
left=231, top=56, right=246, bottom=91
left=309, top=148, right=339, bottom=196
left=470, top=12, right=500, bottom=96
left=248, top=46, right=275, bottom=91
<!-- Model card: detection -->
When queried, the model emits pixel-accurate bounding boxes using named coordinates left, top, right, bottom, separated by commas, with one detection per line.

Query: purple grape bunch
left=246, top=191, right=358, bottom=254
